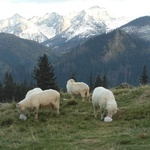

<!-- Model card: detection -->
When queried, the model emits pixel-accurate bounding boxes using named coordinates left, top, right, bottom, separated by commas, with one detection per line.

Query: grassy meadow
left=0, top=85, right=150, bottom=150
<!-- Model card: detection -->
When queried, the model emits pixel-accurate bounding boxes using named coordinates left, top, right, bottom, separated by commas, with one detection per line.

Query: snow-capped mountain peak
left=59, top=5, right=126, bottom=41
left=0, top=5, right=130, bottom=44
left=86, top=5, right=113, bottom=21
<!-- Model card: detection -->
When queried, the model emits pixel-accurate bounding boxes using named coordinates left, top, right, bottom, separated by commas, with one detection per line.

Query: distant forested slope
left=55, top=30, right=150, bottom=88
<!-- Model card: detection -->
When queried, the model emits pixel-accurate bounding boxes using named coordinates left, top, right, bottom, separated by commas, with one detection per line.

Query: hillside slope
left=0, top=33, right=59, bottom=82
left=120, top=16, right=150, bottom=42
left=0, top=85, right=150, bottom=149
left=55, top=29, right=150, bottom=88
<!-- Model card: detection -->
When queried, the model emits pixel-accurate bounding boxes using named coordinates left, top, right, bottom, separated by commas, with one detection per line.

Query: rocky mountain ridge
left=0, top=15, right=150, bottom=88
left=0, top=6, right=129, bottom=45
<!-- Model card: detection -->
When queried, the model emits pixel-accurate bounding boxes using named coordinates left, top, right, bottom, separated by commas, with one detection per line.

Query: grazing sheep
left=66, top=79, right=90, bottom=101
left=92, top=87, right=118, bottom=120
left=23, top=87, right=43, bottom=116
left=16, top=89, right=60, bottom=119
left=25, top=87, right=43, bottom=98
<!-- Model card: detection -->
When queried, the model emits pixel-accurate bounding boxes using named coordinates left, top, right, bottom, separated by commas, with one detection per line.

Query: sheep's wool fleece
left=104, top=116, right=113, bottom=122
left=19, top=114, right=27, bottom=120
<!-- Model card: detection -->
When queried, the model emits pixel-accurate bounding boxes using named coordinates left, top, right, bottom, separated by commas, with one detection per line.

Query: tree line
left=0, top=54, right=148, bottom=103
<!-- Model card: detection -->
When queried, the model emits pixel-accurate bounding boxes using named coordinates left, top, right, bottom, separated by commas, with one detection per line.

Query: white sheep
left=92, top=87, right=118, bottom=120
left=16, top=89, right=60, bottom=119
left=23, top=87, right=43, bottom=116
left=66, top=79, right=90, bottom=101
left=25, top=87, right=43, bottom=98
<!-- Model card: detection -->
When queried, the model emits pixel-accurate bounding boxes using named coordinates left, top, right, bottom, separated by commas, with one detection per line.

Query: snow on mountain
left=62, top=6, right=111, bottom=40
left=33, top=12, right=64, bottom=38
left=120, top=16, right=150, bottom=41
left=0, top=14, right=48, bottom=42
left=43, top=5, right=130, bottom=52
left=0, top=6, right=130, bottom=44
left=62, top=6, right=130, bottom=40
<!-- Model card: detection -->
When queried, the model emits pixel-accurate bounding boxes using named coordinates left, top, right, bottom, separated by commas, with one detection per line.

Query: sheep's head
left=106, top=108, right=118, bottom=118
left=112, top=108, right=118, bottom=115
left=69, top=79, right=75, bottom=83
left=16, top=103, right=25, bottom=113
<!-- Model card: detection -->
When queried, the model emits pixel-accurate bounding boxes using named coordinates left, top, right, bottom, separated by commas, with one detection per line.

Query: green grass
left=1, top=85, right=150, bottom=150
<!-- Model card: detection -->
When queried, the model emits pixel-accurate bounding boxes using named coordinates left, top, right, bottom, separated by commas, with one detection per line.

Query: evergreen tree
left=94, top=74, right=103, bottom=88
left=19, top=81, right=29, bottom=99
left=34, top=54, right=59, bottom=90
left=89, top=73, right=94, bottom=92
left=3, top=72, right=15, bottom=101
left=102, top=75, right=108, bottom=88
left=0, top=81, right=4, bottom=102
left=139, top=65, right=148, bottom=85
left=0, top=73, right=32, bottom=102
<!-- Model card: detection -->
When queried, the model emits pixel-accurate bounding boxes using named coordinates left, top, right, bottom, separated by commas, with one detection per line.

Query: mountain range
left=52, top=15, right=150, bottom=88
left=0, top=6, right=129, bottom=52
left=121, top=16, right=150, bottom=42
left=0, top=6, right=150, bottom=89
left=0, top=33, right=59, bottom=83
left=54, top=28, right=150, bottom=88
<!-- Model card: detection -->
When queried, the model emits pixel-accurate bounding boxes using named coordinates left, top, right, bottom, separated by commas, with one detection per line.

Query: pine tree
left=89, top=73, right=94, bottom=92
left=33, top=54, right=59, bottom=90
left=102, top=75, right=108, bottom=88
left=0, top=81, right=3, bottom=102
left=3, top=72, right=15, bottom=101
left=94, top=74, right=103, bottom=88
left=139, top=65, right=148, bottom=85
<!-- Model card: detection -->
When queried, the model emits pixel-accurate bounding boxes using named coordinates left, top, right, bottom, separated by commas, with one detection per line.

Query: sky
left=0, top=0, right=150, bottom=20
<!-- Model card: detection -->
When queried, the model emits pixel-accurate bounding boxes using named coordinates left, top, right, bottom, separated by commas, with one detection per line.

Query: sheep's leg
left=81, top=92, right=85, bottom=102
left=107, top=110, right=112, bottom=118
left=51, top=102, right=59, bottom=115
left=100, top=109, right=105, bottom=120
left=82, top=97, right=85, bottom=102
left=27, top=107, right=35, bottom=117
left=27, top=109, right=31, bottom=117
left=93, top=106, right=98, bottom=118
left=35, top=107, right=39, bottom=119
left=86, top=90, right=90, bottom=101
left=100, top=113, right=104, bottom=120
left=56, top=108, right=59, bottom=115
left=55, top=104, right=60, bottom=115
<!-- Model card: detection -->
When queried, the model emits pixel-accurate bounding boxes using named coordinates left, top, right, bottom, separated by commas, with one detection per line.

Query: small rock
left=19, top=114, right=27, bottom=120
left=104, top=116, right=113, bottom=122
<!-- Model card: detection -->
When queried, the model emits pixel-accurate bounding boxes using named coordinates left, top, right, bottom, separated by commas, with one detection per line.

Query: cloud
left=0, top=0, right=150, bottom=19
left=5, top=0, right=74, bottom=3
